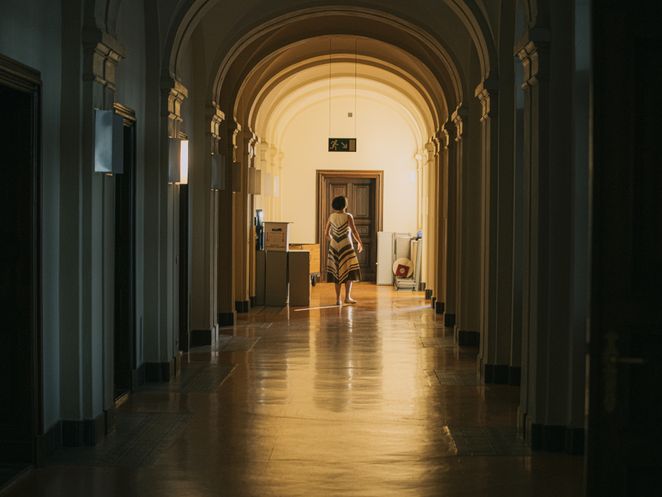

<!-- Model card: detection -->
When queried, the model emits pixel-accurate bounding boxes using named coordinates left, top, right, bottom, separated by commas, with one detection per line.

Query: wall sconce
left=179, top=139, right=189, bottom=185
left=231, top=161, right=241, bottom=192
left=168, top=138, right=181, bottom=184
left=248, top=168, right=262, bottom=195
left=210, top=153, right=225, bottom=190
left=94, top=109, right=124, bottom=174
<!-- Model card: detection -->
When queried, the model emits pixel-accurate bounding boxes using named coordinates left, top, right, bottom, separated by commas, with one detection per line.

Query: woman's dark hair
left=332, top=196, right=347, bottom=211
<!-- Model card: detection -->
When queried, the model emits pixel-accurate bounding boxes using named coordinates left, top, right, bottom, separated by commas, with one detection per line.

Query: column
left=517, top=26, right=579, bottom=452
left=217, top=118, right=237, bottom=326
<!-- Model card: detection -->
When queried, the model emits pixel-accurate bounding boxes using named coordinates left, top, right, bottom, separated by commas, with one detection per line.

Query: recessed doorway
left=317, top=170, right=383, bottom=282
left=0, top=55, right=42, bottom=480
left=113, top=103, right=137, bottom=401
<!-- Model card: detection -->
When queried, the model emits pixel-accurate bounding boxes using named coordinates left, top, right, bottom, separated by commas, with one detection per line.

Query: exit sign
left=328, top=138, right=357, bottom=152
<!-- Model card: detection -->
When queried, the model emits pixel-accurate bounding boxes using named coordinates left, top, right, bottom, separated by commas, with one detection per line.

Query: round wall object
left=393, top=257, right=413, bottom=278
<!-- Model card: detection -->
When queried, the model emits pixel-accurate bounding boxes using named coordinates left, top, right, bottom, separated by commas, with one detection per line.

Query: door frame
left=0, top=53, right=43, bottom=462
left=316, top=170, right=384, bottom=280
left=112, top=102, right=137, bottom=396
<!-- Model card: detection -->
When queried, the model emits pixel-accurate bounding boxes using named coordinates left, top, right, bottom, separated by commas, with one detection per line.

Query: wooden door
left=0, top=59, right=41, bottom=465
left=318, top=171, right=383, bottom=282
left=587, top=2, right=662, bottom=495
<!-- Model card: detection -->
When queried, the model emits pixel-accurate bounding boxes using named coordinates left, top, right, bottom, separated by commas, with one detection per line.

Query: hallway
left=3, top=285, right=582, bottom=497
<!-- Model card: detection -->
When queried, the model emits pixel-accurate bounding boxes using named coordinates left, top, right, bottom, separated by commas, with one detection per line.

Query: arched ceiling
left=238, top=36, right=445, bottom=131
left=253, top=60, right=435, bottom=149
left=163, top=0, right=498, bottom=91
left=205, top=7, right=470, bottom=122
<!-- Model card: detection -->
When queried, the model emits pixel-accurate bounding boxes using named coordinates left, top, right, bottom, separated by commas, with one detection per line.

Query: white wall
left=279, top=95, right=419, bottom=243
left=0, top=0, right=62, bottom=431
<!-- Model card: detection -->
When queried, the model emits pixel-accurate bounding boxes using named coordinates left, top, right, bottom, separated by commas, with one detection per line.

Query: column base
left=435, top=301, right=445, bottom=314
left=190, top=328, right=215, bottom=347
left=484, top=364, right=512, bottom=384
left=457, top=329, right=479, bottom=347
left=61, top=412, right=107, bottom=447
left=508, top=366, right=521, bottom=386
left=218, top=311, right=236, bottom=327
left=425, top=289, right=433, bottom=300
left=132, top=364, right=146, bottom=390
left=235, top=300, right=250, bottom=313
left=145, top=359, right=175, bottom=382
left=530, top=424, right=585, bottom=454
left=37, top=421, right=64, bottom=462
left=250, top=296, right=256, bottom=307
left=444, top=313, right=456, bottom=327
left=431, top=297, right=437, bottom=309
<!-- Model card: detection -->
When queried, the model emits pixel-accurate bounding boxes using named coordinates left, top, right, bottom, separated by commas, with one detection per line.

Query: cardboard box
left=264, top=222, right=291, bottom=251
left=265, top=251, right=288, bottom=306
left=288, top=251, right=310, bottom=307
left=289, top=243, right=320, bottom=274
left=255, top=250, right=265, bottom=305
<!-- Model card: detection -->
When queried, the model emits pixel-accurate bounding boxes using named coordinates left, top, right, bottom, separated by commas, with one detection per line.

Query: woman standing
left=324, top=196, right=364, bottom=305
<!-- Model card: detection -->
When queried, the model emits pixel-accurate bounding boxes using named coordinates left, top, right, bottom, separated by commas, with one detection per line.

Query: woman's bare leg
left=335, top=283, right=342, bottom=305
left=344, top=281, right=356, bottom=303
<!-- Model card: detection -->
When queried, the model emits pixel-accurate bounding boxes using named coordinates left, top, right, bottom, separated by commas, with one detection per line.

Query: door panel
left=0, top=80, right=38, bottom=463
left=588, top=2, right=662, bottom=495
left=318, top=173, right=381, bottom=282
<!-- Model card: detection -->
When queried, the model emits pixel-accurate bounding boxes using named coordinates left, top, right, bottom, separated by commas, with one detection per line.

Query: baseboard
left=457, top=329, right=479, bottom=347
left=508, top=366, right=521, bottom=386
left=62, top=412, right=106, bottom=447
left=145, top=360, right=174, bottom=382
left=444, top=313, right=456, bottom=327
left=529, top=424, right=584, bottom=454
left=484, top=364, right=510, bottom=384
left=564, top=427, right=585, bottom=455
left=235, top=300, right=250, bottom=313
left=425, top=289, right=433, bottom=300
left=190, top=328, right=214, bottom=347
left=435, top=301, right=445, bottom=315
left=218, top=311, right=235, bottom=327
left=36, top=421, right=63, bottom=463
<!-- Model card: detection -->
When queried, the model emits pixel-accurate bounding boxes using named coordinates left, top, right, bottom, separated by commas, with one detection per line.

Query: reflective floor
left=3, top=284, right=583, bottom=497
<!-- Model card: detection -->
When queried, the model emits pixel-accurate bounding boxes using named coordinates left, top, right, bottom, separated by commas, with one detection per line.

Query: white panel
left=377, top=231, right=394, bottom=285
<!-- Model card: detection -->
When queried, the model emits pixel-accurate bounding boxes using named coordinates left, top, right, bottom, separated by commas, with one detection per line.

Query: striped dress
left=326, top=212, right=361, bottom=283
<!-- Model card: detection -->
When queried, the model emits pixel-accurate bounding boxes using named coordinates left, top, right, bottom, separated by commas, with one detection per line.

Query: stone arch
left=162, top=0, right=497, bottom=91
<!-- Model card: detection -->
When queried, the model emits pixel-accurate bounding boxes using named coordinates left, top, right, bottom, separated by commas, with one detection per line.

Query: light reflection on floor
left=2, top=283, right=584, bottom=497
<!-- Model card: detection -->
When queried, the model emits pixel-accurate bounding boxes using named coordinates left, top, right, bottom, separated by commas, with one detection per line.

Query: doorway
left=113, top=103, right=137, bottom=400
left=0, top=55, right=41, bottom=476
left=588, top=2, right=662, bottom=495
left=317, top=170, right=383, bottom=282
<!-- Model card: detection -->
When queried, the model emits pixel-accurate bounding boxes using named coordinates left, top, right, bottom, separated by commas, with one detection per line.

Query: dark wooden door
left=0, top=75, right=40, bottom=464
left=114, top=110, right=137, bottom=397
left=320, top=176, right=377, bottom=282
left=587, top=2, right=662, bottom=495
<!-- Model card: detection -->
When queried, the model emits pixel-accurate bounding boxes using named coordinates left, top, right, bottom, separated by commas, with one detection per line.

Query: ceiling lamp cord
left=354, top=38, right=358, bottom=138
left=329, top=37, right=332, bottom=138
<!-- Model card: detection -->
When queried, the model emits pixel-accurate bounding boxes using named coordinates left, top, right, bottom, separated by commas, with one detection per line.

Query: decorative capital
left=474, top=79, right=498, bottom=122
left=163, top=79, right=188, bottom=138
left=82, top=26, right=124, bottom=94
left=209, top=103, right=226, bottom=141
left=450, top=105, right=468, bottom=142
left=515, top=29, right=550, bottom=89
left=438, top=125, right=451, bottom=150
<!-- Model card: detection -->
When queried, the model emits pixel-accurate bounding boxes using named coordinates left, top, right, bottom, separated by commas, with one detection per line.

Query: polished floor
left=3, top=284, right=583, bottom=497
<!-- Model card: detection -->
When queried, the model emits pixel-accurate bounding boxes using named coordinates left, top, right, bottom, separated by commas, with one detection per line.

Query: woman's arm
left=324, top=219, right=332, bottom=240
left=347, top=214, right=364, bottom=253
